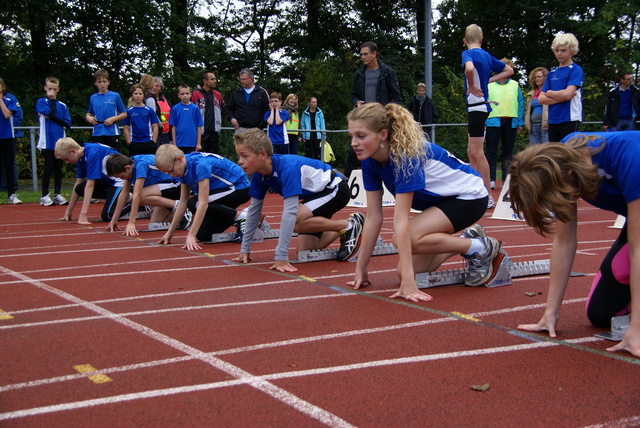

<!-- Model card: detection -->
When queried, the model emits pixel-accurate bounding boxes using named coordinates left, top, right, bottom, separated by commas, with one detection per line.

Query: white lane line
left=0, top=337, right=600, bottom=422
left=0, top=299, right=591, bottom=393
left=0, top=266, right=355, bottom=427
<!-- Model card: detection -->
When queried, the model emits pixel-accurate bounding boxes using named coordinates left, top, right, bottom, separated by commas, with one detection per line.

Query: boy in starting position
left=233, top=128, right=364, bottom=272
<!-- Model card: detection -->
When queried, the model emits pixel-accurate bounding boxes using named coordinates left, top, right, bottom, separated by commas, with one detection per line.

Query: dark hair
left=201, top=70, right=214, bottom=83
left=93, top=69, right=110, bottom=82
left=178, top=84, right=191, bottom=92
left=619, top=71, right=632, bottom=79
left=106, top=154, right=133, bottom=176
left=360, top=41, right=378, bottom=53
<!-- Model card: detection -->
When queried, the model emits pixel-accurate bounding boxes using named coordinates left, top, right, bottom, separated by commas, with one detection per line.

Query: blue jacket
left=300, top=107, right=326, bottom=140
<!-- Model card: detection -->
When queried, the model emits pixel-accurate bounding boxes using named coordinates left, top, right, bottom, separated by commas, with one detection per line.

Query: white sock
left=464, top=238, right=484, bottom=256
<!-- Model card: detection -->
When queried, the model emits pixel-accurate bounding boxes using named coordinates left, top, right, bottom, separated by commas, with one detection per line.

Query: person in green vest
left=485, top=58, right=524, bottom=192
left=283, top=93, right=300, bottom=155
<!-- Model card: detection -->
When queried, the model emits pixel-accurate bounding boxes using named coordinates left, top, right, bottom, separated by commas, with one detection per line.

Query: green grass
left=1, top=179, right=75, bottom=205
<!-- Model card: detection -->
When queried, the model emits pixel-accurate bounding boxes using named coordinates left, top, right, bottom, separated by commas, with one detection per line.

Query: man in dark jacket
left=603, top=71, right=639, bottom=131
left=347, top=42, right=402, bottom=176
left=227, top=69, right=270, bottom=133
left=351, top=42, right=402, bottom=107
left=407, top=82, right=439, bottom=133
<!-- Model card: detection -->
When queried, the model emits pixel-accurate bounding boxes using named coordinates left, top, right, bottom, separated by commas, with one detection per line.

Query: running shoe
left=233, top=217, right=246, bottom=243
left=463, top=236, right=501, bottom=286
left=177, top=209, right=193, bottom=230
left=40, top=194, right=54, bottom=207
left=461, top=224, right=486, bottom=239
left=487, top=195, right=495, bottom=210
left=8, top=194, right=22, bottom=205
left=490, top=181, right=496, bottom=190
left=53, top=194, right=68, bottom=205
left=337, top=212, right=365, bottom=262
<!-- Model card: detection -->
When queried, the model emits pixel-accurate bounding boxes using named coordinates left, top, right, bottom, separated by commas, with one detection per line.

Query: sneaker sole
left=465, top=240, right=502, bottom=286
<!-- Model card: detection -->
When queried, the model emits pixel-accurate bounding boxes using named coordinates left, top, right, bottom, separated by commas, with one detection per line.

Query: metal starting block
left=594, top=315, right=630, bottom=342
left=140, top=221, right=172, bottom=232
left=202, top=219, right=282, bottom=244
left=416, top=252, right=553, bottom=289
left=295, top=236, right=398, bottom=263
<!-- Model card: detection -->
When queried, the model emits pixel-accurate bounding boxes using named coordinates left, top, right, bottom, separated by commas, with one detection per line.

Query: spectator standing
left=36, top=76, right=71, bottom=206
left=0, top=77, right=21, bottom=204
left=300, top=97, right=325, bottom=160
left=283, top=94, right=300, bottom=155
left=406, top=82, right=439, bottom=134
left=461, top=24, right=513, bottom=209
left=348, top=41, right=402, bottom=177
left=603, top=71, right=639, bottom=132
left=170, top=84, right=203, bottom=154
left=191, top=71, right=225, bottom=153
left=122, top=84, right=160, bottom=156
left=525, top=67, right=550, bottom=144
left=539, top=33, right=583, bottom=142
left=227, top=69, right=270, bottom=133
left=0, top=78, right=22, bottom=197
left=85, top=69, right=127, bottom=151
left=485, top=58, right=524, bottom=190
left=152, top=77, right=172, bottom=145
left=264, top=92, right=290, bottom=154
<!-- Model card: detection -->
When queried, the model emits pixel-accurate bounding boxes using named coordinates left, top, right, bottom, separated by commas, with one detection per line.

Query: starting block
left=140, top=222, right=171, bottom=232
left=594, top=315, right=630, bottom=341
left=295, top=236, right=398, bottom=263
left=416, top=252, right=553, bottom=289
left=202, top=219, right=284, bottom=244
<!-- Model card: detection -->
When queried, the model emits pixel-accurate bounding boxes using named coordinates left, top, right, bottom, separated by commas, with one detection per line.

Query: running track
left=1, top=194, right=639, bottom=427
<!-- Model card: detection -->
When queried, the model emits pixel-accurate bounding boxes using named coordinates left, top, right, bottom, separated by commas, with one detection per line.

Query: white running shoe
left=8, top=194, right=22, bottom=205
left=487, top=195, right=495, bottom=209
left=40, top=194, right=54, bottom=206
left=53, top=194, right=68, bottom=205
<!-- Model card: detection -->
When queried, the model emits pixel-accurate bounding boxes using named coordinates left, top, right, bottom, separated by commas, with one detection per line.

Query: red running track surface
left=1, top=193, right=639, bottom=427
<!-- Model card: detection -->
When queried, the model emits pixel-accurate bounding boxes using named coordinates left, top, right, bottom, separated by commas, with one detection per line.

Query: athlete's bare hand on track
left=182, top=235, right=201, bottom=251
left=158, top=233, right=172, bottom=245
left=123, top=224, right=139, bottom=236
left=347, top=271, right=371, bottom=289
left=607, top=324, right=640, bottom=357
left=390, top=280, right=433, bottom=302
left=518, top=313, right=559, bottom=337
left=105, top=223, right=119, bottom=232
left=233, top=253, right=251, bottom=264
left=270, top=260, right=297, bottom=273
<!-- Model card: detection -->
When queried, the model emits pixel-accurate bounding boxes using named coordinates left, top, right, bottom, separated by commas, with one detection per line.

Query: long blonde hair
left=508, top=135, right=602, bottom=235
left=347, top=103, right=426, bottom=181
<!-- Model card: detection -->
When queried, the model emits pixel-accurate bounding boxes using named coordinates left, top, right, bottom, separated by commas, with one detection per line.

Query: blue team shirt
left=0, top=94, right=18, bottom=139
left=181, top=152, right=249, bottom=193
left=36, top=98, right=71, bottom=150
left=362, top=142, right=487, bottom=211
left=562, top=131, right=640, bottom=216
left=122, top=105, right=159, bottom=142
left=461, top=48, right=506, bottom=113
left=169, top=102, right=203, bottom=148
left=130, top=154, right=178, bottom=188
left=87, top=91, right=126, bottom=136
left=249, top=154, right=338, bottom=200
left=263, top=110, right=289, bottom=145
left=76, top=143, right=122, bottom=186
left=541, top=63, right=583, bottom=124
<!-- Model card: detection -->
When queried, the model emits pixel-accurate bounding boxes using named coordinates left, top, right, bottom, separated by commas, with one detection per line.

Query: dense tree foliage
left=2, top=0, right=639, bottom=177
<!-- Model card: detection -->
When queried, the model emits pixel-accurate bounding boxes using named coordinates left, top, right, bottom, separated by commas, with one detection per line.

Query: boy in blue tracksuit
left=106, top=153, right=188, bottom=235
left=56, top=138, right=128, bottom=224
left=154, top=144, right=250, bottom=249
left=264, top=92, right=290, bottom=154
left=85, top=69, right=127, bottom=151
left=36, top=76, right=72, bottom=206
left=169, top=84, right=203, bottom=154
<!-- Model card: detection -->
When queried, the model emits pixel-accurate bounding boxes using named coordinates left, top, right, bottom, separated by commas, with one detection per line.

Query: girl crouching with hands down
left=346, top=103, right=502, bottom=302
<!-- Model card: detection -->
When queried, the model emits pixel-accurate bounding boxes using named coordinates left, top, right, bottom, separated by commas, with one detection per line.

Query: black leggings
left=74, top=180, right=128, bottom=222
left=187, top=188, right=250, bottom=241
left=41, top=149, right=63, bottom=196
left=585, top=224, right=630, bottom=327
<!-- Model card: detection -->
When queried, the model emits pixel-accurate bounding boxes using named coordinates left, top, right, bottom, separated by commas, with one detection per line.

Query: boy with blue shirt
left=37, top=77, right=72, bottom=206
left=105, top=153, right=190, bottom=235
left=264, top=92, right=289, bottom=154
left=462, top=24, right=513, bottom=208
left=539, top=33, right=583, bottom=142
left=85, top=69, right=127, bottom=151
left=0, top=78, right=22, bottom=204
left=55, top=138, right=128, bottom=224
left=123, top=84, right=159, bottom=156
left=233, top=129, right=364, bottom=273
left=170, top=84, right=203, bottom=154
left=155, top=144, right=250, bottom=250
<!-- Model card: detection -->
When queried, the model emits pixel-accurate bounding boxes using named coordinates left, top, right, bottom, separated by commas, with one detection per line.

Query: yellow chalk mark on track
left=73, top=364, right=113, bottom=384
left=298, top=275, right=316, bottom=282
left=0, top=309, right=14, bottom=320
left=451, top=311, right=481, bottom=323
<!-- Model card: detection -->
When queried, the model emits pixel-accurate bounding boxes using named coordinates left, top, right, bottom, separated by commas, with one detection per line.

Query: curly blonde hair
left=528, top=67, right=548, bottom=90
left=508, top=135, right=603, bottom=236
left=347, top=103, right=426, bottom=182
